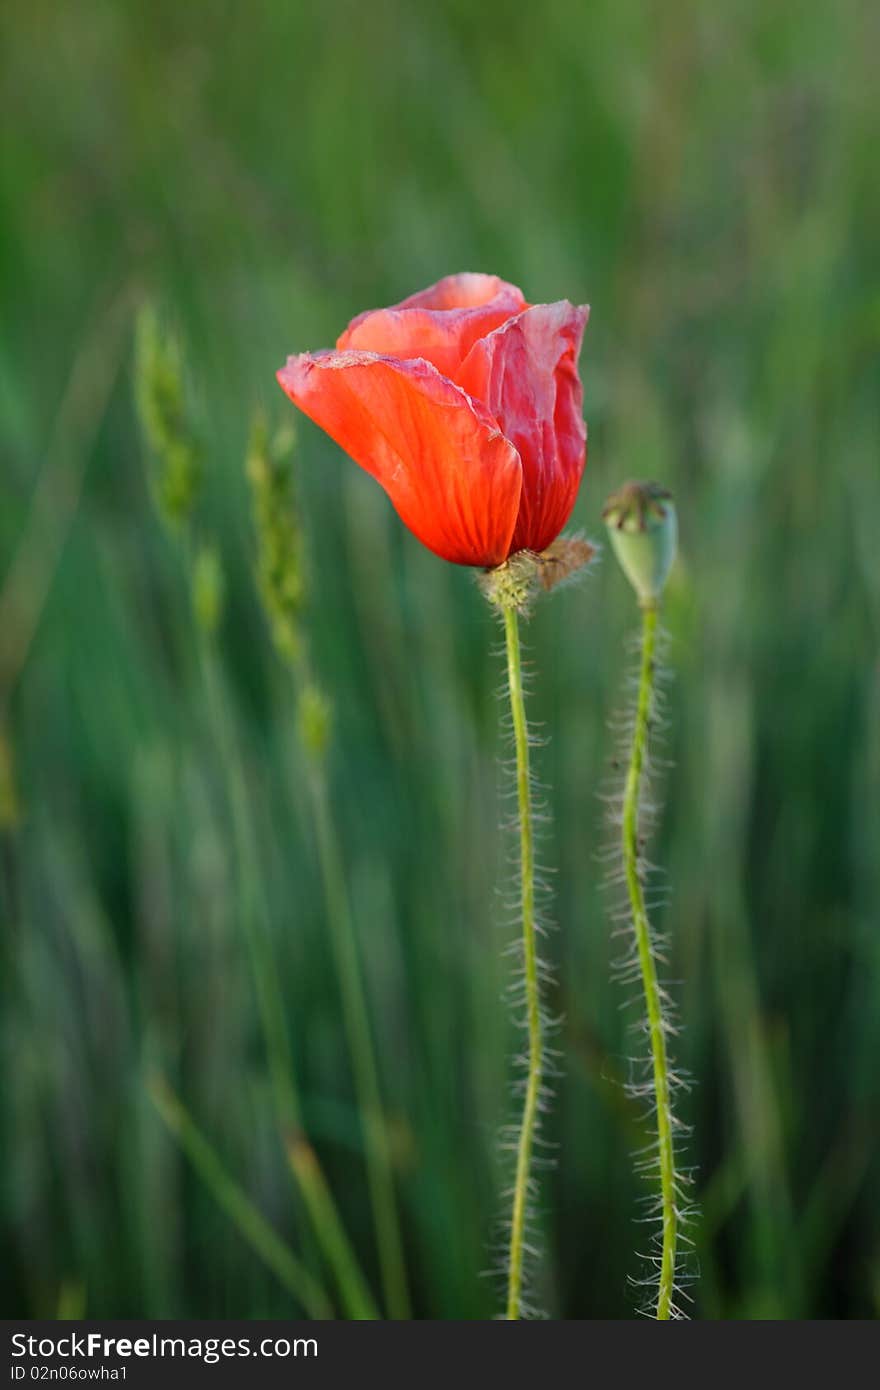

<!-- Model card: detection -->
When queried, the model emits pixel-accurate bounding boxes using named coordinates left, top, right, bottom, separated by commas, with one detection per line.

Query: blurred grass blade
left=198, top=641, right=378, bottom=1320
left=0, top=285, right=133, bottom=695
left=286, top=1134, right=379, bottom=1320
left=247, top=412, right=410, bottom=1319
left=307, top=754, right=411, bottom=1320
left=147, top=1073, right=332, bottom=1320
left=56, top=1280, right=87, bottom=1321
left=134, top=316, right=377, bottom=1321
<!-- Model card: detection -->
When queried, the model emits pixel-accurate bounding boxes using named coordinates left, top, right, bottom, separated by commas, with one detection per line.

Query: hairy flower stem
left=622, top=601, right=677, bottom=1319
left=501, top=603, right=542, bottom=1321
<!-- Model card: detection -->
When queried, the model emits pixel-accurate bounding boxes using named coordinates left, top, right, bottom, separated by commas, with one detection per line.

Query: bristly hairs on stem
left=601, top=481, right=694, bottom=1320
left=479, top=538, right=595, bottom=1320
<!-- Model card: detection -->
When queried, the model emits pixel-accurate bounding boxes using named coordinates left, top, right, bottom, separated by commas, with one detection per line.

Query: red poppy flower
left=277, top=273, right=589, bottom=568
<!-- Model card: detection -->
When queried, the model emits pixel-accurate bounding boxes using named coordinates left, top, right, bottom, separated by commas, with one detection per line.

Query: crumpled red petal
left=454, top=301, right=589, bottom=555
left=337, top=273, right=527, bottom=381
left=277, top=349, right=523, bottom=567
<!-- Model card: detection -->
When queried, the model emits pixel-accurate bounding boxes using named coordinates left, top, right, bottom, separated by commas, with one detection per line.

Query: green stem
left=502, top=604, right=542, bottom=1321
left=148, top=1073, right=331, bottom=1320
left=307, top=754, right=411, bottom=1321
left=622, top=601, right=677, bottom=1319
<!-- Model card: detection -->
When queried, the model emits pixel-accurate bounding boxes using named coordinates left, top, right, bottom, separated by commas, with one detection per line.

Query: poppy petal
left=393, top=272, right=525, bottom=314
left=455, top=301, right=589, bottom=555
left=337, top=273, right=527, bottom=380
left=277, top=350, right=523, bottom=567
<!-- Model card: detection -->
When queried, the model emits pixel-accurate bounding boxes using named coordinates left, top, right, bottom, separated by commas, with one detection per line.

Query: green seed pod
left=602, top=480, right=677, bottom=607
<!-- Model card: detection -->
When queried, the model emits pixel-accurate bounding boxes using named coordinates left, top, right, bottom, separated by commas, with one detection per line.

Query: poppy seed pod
left=602, top=481, right=677, bottom=606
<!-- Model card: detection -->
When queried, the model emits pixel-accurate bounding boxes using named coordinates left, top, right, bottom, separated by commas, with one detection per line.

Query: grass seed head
left=134, top=304, right=202, bottom=529
left=247, top=409, right=307, bottom=665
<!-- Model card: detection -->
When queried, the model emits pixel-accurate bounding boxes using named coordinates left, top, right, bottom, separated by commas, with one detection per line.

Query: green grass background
left=2, top=0, right=878, bottom=1319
